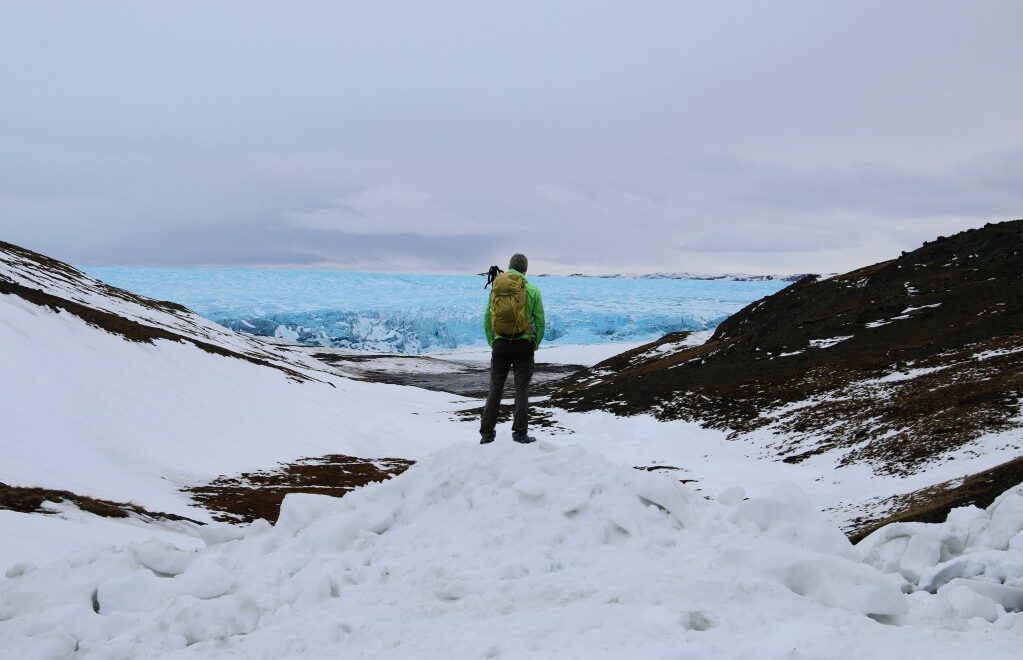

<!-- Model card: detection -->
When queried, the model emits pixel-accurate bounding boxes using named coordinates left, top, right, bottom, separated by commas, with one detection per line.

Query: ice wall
left=83, top=267, right=788, bottom=353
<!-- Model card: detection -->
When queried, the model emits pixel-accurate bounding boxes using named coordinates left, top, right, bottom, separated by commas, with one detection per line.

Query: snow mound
left=860, top=483, right=1023, bottom=622
left=3, top=443, right=1022, bottom=659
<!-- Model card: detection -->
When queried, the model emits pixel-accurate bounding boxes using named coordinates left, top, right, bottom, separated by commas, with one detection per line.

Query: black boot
left=480, top=434, right=496, bottom=445
left=512, top=434, right=536, bottom=444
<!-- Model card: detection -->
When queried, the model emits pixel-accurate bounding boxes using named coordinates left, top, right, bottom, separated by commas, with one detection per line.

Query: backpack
left=490, top=272, right=529, bottom=337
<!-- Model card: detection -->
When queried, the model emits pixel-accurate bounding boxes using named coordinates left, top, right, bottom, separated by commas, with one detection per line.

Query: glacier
left=82, top=267, right=789, bottom=353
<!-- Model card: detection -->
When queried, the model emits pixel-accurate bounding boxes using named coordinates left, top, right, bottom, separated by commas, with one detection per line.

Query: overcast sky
left=2, top=1, right=1022, bottom=275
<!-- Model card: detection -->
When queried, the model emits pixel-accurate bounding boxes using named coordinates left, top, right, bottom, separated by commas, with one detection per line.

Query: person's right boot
left=512, top=434, right=536, bottom=444
left=480, top=433, right=496, bottom=445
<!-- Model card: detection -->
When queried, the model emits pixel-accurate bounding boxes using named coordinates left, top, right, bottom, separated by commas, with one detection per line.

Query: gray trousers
left=480, top=338, right=535, bottom=438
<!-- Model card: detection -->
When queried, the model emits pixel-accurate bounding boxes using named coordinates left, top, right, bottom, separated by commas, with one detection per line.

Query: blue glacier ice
left=82, top=267, right=789, bottom=353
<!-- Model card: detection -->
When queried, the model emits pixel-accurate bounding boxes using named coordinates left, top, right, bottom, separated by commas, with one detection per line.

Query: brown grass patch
left=184, top=454, right=414, bottom=523
left=0, top=482, right=202, bottom=524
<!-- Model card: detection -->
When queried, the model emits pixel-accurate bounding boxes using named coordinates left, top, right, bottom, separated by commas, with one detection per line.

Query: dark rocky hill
left=552, top=220, right=1023, bottom=487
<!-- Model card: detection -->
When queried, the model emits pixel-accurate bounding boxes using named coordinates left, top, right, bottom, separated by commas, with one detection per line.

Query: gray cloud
left=2, top=1, right=1022, bottom=275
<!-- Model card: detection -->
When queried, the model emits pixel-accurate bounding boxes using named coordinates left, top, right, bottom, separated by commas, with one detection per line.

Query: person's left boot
left=480, top=434, right=496, bottom=445
left=512, top=434, right=536, bottom=444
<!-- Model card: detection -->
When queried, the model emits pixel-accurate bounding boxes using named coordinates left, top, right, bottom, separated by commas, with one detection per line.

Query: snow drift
left=3, top=442, right=1022, bottom=659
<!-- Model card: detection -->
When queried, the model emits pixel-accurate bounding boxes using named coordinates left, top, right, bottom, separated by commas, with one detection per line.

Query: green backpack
left=490, top=272, right=529, bottom=337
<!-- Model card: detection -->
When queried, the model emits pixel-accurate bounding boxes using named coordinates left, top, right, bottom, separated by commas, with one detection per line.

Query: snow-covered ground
left=4, top=443, right=1023, bottom=659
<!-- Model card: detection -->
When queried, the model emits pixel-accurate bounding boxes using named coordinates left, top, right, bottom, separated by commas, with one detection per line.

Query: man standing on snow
left=480, top=253, right=545, bottom=444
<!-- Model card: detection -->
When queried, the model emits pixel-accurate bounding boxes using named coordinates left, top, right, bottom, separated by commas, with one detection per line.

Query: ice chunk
left=635, top=478, right=699, bottom=528
left=279, top=564, right=334, bottom=607
left=199, top=522, right=246, bottom=547
left=939, top=583, right=999, bottom=622
left=160, top=593, right=261, bottom=644
left=917, top=556, right=968, bottom=592
left=858, top=522, right=966, bottom=582
left=554, top=482, right=593, bottom=516
left=945, top=504, right=989, bottom=545
left=899, top=534, right=943, bottom=582
left=939, top=578, right=1023, bottom=613
left=1, top=631, right=77, bottom=660
left=783, top=555, right=908, bottom=616
left=130, top=539, right=194, bottom=576
left=941, top=505, right=990, bottom=536
left=984, top=493, right=1023, bottom=550
left=176, top=556, right=234, bottom=599
left=918, top=550, right=1023, bottom=593
left=96, top=569, right=175, bottom=613
left=245, top=518, right=273, bottom=536
left=738, top=482, right=855, bottom=558
left=17, top=601, right=106, bottom=649
left=275, top=493, right=343, bottom=535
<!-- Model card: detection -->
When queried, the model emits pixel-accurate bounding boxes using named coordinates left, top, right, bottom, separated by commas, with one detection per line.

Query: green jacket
left=484, top=269, right=545, bottom=349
